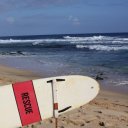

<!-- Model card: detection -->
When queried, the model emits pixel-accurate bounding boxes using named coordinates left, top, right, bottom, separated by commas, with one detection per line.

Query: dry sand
left=0, top=65, right=128, bottom=128
left=0, top=65, right=40, bottom=85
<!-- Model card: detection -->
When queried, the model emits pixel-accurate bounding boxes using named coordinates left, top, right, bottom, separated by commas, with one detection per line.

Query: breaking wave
left=0, top=35, right=128, bottom=44
left=76, top=45, right=128, bottom=51
left=0, top=35, right=128, bottom=51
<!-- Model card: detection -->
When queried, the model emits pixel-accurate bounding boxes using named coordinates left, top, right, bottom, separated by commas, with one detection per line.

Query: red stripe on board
left=54, top=103, right=58, bottom=110
left=13, top=81, right=41, bottom=126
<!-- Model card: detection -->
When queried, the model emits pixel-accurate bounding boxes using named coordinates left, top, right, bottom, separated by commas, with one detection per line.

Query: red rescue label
left=13, top=81, right=41, bottom=126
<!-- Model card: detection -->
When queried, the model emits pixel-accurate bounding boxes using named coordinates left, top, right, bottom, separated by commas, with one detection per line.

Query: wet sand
left=0, top=65, right=128, bottom=128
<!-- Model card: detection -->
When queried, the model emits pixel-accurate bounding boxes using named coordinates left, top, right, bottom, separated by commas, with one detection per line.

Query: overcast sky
left=0, top=0, right=128, bottom=36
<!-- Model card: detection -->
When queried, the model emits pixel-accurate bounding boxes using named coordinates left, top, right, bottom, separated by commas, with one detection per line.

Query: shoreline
left=0, top=64, right=128, bottom=128
left=0, top=64, right=41, bottom=85
left=0, top=64, right=127, bottom=95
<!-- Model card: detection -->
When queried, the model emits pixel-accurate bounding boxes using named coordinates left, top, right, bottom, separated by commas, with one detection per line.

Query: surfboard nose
left=57, top=75, right=100, bottom=114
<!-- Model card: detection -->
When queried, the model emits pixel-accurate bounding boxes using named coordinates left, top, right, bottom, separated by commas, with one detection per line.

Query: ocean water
left=0, top=33, right=128, bottom=92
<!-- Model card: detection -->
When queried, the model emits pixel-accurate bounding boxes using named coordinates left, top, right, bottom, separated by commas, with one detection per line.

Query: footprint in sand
left=99, top=121, right=105, bottom=126
left=94, top=110, right=102, bottom=114
left=124, top=111, right=128, bottom=113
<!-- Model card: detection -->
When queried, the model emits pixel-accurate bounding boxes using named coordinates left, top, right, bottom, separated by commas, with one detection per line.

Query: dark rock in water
left=17, top=51, right=22, bottom=54
left=97, top=72, right=104, bottom=76
left=96, top=75, right=104, bottom=80
left=99, top=72, right=103, bottom=76
left=17, top=51, right=24, bottom=55
left=95, top=72, right=104, bottom=80
left=9, top=51, right=24, bottom=55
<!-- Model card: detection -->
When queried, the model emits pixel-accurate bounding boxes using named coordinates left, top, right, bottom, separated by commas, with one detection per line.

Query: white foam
left=0, top=38, right=73, bottom=44
left=32, top=41, right=43, bottom=45
left=76, top=45, right=128, bottom=51
left=64, top=35, right=105, bottom=41
left=123, top=38, right=128, bottom=41
left=76, top=45, right=88, bottom=49
left=0, top=39, right=42, bottom=44
left=0, top=36, right=128, bottom=46
left=66, top=36, right=128, bottom=44
left=113, top=81, right=128, bottom=86
left=64, top=36, right=71, bottom=39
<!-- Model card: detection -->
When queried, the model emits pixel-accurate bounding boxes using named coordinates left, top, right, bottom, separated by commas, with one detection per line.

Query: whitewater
left=0, top=34, right=128, bottom=53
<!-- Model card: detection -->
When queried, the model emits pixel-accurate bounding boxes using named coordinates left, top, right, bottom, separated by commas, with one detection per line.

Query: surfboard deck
left=0, top=75, right=100, bottom=128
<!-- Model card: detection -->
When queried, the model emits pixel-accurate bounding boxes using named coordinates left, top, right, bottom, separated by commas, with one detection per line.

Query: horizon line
left=0, top=32, right=128, bottom=38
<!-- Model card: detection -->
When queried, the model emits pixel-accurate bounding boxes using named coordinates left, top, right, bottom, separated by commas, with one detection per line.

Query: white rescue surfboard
left=0, top=75, right=99, bottom=128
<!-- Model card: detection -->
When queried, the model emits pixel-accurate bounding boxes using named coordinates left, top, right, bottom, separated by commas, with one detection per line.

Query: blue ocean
left=0, top=33, right=128, bottom=92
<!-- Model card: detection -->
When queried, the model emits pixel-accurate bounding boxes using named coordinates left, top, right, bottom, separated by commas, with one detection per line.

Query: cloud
left=1, top=0, right=128, bottom=13
left=73, top=18, right=80, bottom=25
left=6, top=17, right=15, bottom=24
left=83, top=0, right=128, bottom=7
left=0, top=0, right=76, bottom=13
left=68, top=16, right=80, bottom=26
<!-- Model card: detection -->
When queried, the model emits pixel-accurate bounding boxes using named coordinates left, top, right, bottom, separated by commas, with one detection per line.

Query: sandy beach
left=0, top=65, right=128, bottom=128
left=0, top=65, right=40, bottom=85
